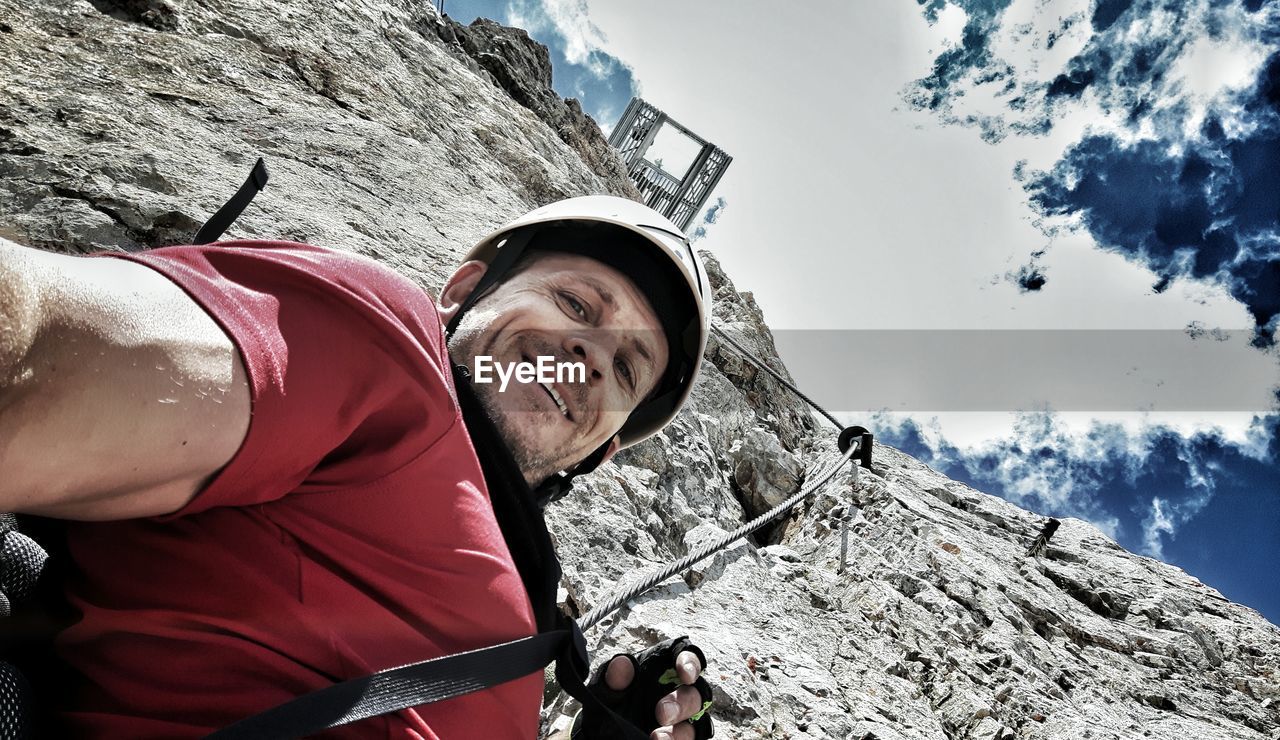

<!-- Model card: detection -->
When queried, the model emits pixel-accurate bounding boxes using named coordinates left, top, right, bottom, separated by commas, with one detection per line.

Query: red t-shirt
left=56, top=241, right=540, bottom=738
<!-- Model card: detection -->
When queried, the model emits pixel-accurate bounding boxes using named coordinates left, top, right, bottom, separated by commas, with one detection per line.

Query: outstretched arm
left=0, top=237, right=250, bottom=520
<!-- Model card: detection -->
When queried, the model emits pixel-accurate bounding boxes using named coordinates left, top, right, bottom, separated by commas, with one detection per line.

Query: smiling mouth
left=540, top=380, right=572, bottom=420
left=522, top=353, right=573, bottom=421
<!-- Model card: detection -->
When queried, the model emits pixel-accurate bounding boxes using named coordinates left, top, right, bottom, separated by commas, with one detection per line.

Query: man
left=0, top=195, right=713, bottom=738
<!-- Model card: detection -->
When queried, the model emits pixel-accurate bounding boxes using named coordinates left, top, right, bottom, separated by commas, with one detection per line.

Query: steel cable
left=710, top=324, right=843, bottom=431
left=580, top=440, right=860, bottom=631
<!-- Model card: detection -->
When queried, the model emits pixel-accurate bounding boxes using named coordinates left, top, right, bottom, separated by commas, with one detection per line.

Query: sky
left=445, top=0, right=1280, bottom=625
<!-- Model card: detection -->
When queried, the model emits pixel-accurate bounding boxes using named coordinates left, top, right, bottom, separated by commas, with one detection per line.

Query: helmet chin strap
left=445, top=227, right=537, bottom=338
left=533, top=439, right=613, bottom=508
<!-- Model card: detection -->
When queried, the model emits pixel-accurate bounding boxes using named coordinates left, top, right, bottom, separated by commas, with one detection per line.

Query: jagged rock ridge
left=0, top=2, right=1276, bottom=739
left=422, top=15, right=640, bottom=195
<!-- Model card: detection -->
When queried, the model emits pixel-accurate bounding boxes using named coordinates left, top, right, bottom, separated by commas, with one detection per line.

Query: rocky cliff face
left=2, top=2, right=1277, bottom=739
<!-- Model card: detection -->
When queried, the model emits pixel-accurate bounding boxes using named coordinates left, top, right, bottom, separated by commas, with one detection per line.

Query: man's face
left=443, top=252, right=669, bottom=486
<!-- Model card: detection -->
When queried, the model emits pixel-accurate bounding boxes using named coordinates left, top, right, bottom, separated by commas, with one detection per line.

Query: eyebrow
left=575, top=274, right=660, bottom=383
left=576, top=275, right=616, bottom=308
left=630, top=336, right=656, bottom=373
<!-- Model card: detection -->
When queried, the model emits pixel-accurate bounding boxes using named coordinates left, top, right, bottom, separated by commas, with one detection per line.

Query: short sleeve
left=92, top=240, right=458, bottom=516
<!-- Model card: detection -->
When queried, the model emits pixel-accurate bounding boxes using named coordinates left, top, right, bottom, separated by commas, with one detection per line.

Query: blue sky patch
left=908, top=0, right=1280, bottom=330
left=876, top=411, right=1280, bottom=623
left=692, top=197, right=728, bottom=242
left=446, top=0, right=638, bottom=128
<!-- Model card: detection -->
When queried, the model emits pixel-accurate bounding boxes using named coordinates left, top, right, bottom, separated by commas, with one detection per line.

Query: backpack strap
left=206, top=629, right=572, bottom=740
left=206, top=615, right=651, bottom=740
left=192, top=158, right=269, bottom=244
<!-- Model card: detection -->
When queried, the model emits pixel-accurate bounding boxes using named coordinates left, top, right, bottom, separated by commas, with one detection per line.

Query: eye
left=615, top=358, right=635, bottom=389
left=560, top=292, right=589, bottom=320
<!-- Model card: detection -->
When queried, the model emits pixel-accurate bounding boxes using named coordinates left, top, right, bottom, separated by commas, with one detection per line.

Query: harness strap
left=192, top=158, right=269, bottom=244
left=205, top=615, right=650, bottom=740
left=444, top=226, right=536, bottom=337
left=205, top=630, right=570, bottom=740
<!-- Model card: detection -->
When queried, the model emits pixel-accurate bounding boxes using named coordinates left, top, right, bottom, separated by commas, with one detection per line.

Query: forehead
left=520, top=252, right=664, bottom=331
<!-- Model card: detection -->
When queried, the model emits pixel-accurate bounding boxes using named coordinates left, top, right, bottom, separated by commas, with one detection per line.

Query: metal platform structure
left=607, top=97, right=731, bottom=232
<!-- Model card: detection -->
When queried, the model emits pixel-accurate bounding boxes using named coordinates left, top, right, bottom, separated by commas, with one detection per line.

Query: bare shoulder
left=0, top=239, right=250, bottom=520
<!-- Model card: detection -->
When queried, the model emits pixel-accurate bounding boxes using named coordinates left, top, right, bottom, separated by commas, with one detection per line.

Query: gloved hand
left=571, top=636, right=713, bottom=740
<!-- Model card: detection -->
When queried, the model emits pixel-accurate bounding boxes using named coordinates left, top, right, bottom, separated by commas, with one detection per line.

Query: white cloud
left=534, top=0, right=616, bottom=79
left=930, top=2, right=970, bottom=51
left=504, top=2, right=548, bottom=36
left=1165, top=13, right=1273, bottom=137
left=1174, top=36, right=1269, bottom=99
left=867, top=408, right=1274, bottom=553
left=994, top=0, right=1092, bottom=82
left=1139, top=482, right=1217, bottom=559
left=1141, top=496, right=1177, bottom=558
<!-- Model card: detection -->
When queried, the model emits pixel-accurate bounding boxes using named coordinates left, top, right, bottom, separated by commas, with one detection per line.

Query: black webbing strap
left=192, top=158, right=269, bottom=245
left=206, top=617, right=652, bottom=740
left=535, top=440, right=612, bottom=508
left=444, top=226, right=537, bottom=337
left=205, top=629, right=569, bottom=739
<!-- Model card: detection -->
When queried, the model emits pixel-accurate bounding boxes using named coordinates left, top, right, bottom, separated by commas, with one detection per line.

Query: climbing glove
left=571, top=636, right=714, bottom=739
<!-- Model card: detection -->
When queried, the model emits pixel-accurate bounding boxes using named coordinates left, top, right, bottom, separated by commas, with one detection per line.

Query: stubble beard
left=447, top=308, right=564, bottom=486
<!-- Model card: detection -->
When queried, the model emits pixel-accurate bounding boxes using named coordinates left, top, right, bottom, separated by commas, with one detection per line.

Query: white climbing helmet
left=457, top=195, right=712, bottom=449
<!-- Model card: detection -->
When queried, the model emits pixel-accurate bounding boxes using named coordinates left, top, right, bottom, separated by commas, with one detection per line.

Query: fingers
left=650, top=721, right=696, bottom=740
left=604, top=654, right=635, bottom=691
left=655, top=684, right=703, bottom=726
left=675, top=649, right=701, bottom=684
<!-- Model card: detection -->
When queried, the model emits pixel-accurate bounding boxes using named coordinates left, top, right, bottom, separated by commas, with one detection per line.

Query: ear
left=437, top=260, right=489, bottom=324
left=598, top=435, right=622, bottom=466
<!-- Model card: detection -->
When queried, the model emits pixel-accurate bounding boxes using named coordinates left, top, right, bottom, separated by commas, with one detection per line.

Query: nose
left=564, top=331, right=616, bottom=386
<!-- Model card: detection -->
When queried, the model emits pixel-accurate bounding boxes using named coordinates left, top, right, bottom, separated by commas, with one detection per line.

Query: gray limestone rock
left=1, top=3, right=1277, bottom=739
left=422, top=15, right=640, bottom=196
left=727, top=426, right=805, bottom=518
